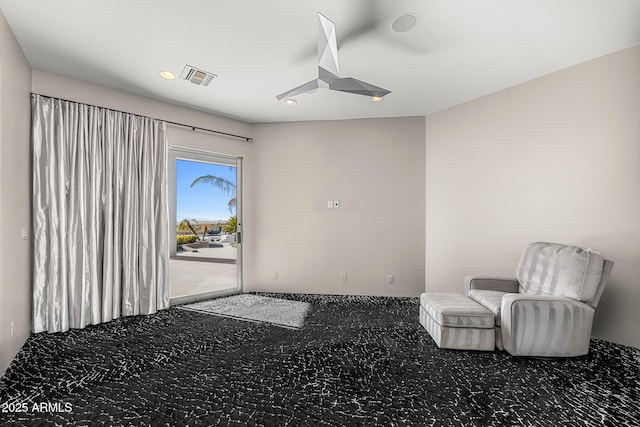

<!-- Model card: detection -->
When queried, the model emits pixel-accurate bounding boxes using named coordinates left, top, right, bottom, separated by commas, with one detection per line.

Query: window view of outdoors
left=175, top=159, right=237, bottom=262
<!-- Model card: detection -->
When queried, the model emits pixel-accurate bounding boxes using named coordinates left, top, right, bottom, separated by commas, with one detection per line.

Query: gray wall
left=249, top=118, right=426, bottom=296
left=425, top=45, right=640, bottom=348
left=0, top=10, right=31, bottom=374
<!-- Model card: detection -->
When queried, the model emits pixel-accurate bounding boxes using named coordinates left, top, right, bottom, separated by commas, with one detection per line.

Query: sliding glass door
left=168, top=147, right=242, bottom=304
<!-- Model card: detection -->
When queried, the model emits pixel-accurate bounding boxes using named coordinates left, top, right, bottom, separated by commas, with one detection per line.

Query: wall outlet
left=21, top=228, right=28, bottom=240
left=387, top=275, right=394, bottom=285
left=340, top=273, right=347, bottom=282
left=333, top=200, right=340, bottom=208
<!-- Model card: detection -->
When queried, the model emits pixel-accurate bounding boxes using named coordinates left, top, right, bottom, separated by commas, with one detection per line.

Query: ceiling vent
left=180, top=65, right=217, bottom=86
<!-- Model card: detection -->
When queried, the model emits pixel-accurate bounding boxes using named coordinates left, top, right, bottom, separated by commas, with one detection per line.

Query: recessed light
left=391, top=14, right=419, bottom=33
left=159, top=70, right=176, bottom=80
left=371, top=96, right=384, bottom=102
left=283, top=98, right=297, bottom=106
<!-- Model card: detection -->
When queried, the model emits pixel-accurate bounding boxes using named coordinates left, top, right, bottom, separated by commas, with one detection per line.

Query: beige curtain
left=31, top=94, right=169, bottom=333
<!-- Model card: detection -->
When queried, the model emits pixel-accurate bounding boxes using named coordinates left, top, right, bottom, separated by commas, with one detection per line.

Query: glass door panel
left=168, top=148, right=242, bottom=304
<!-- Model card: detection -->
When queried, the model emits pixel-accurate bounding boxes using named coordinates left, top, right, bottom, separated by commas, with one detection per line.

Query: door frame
left=168, top=146, right=243, bottom=305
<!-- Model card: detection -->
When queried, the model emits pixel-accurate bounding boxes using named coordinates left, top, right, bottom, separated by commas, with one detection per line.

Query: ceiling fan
left=276, top=13, right=391, bottom=102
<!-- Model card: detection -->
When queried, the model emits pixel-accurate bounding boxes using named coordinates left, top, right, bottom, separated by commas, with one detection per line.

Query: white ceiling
left=1, top=0, right=639, bottom=123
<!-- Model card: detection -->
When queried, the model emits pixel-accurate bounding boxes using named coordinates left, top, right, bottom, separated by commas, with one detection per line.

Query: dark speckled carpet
left=1, top=293, right=639, bottom=426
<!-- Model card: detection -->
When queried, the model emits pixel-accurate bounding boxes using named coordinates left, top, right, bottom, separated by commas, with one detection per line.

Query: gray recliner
left=465, top=242, right=614, bottom=357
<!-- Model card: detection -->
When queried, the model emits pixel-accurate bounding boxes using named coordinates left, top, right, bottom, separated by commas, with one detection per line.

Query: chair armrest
left=500, top=294, right=595, bottom=357
left=464, top=276, right=519, bottom=296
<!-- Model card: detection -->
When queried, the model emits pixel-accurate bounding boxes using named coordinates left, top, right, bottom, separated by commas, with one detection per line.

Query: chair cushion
left=420, top=293, right=494, bottom=329
left=468, top=290, right=511, bottom=326
left=516, top=242, right=604, bottom=304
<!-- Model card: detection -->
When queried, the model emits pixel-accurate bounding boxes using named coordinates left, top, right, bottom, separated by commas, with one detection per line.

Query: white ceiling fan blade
left=329, top=77, right=391, bottom=98
left=317, top=13, right=340, bottom=79
left=276, top=79, right=321, bottom=101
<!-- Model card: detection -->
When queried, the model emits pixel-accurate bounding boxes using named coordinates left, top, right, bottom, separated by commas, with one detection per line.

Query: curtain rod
left=31, top=93, right=254, bottom=142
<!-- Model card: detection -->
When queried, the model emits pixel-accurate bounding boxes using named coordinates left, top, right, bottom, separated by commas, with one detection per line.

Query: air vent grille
left=180, top=65, right=217, bottom=86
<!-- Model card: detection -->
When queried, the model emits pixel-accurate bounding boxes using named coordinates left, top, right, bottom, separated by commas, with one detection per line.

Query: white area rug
left=178, top=294, right=311, bottom=329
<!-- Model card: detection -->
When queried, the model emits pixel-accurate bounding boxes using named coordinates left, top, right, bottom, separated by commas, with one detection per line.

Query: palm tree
left=190, top=175, right=237, bottom=214
left=176, top=218, right=202, bottom=241
left=222, top=215, right=238, bottom=234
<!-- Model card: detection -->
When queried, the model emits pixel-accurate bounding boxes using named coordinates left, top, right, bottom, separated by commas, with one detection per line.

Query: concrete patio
left=169, top=243, right=239, bottom=301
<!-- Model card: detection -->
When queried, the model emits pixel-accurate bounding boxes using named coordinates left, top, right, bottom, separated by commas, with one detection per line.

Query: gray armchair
left=465, top=242, right=614, bottom=357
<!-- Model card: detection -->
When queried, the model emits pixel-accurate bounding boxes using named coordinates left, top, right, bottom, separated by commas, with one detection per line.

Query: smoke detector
left=180, top=65, right=217, bottom=86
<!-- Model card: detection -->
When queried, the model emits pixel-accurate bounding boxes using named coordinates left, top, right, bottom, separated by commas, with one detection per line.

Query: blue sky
left=176, top=159, right=236, bottom=223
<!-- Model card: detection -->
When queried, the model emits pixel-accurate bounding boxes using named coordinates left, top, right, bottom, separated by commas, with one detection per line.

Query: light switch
left=333, top=200, right=340, bottom=208
left=21, top=228, right=28, bottom=240
left=327, top=200, right=334, bottom=209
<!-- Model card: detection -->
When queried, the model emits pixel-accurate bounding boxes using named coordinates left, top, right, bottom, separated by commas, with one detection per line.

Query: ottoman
left=419, top=293, right=495, bottom=351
